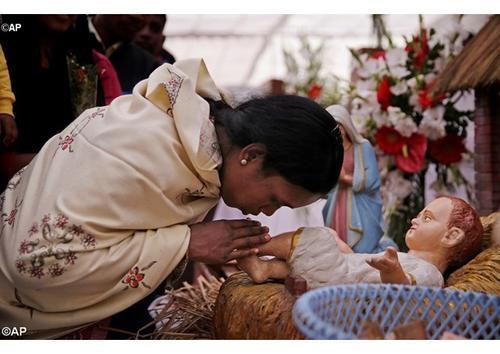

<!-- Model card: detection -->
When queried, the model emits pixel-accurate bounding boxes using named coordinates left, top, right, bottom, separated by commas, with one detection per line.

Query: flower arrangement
left=283, top=36, right=343, bottom=107
left=346, top=16, right=475, bottom=247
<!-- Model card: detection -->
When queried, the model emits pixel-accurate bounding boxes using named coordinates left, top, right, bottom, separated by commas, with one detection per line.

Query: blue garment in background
left=323, top=141, right=386, bottom=253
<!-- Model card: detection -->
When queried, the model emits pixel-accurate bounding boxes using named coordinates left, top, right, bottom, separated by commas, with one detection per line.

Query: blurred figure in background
left=134, top=15, right=176, bottom=64
left=0, top=44, right=17, bottom=190
left=88, top=15, right=161, bottom=93
left=322, top=105, right=391, bottom=253
left=0, top=15, right=121, bottom=186
left=0, top=44, right=16, bottom=148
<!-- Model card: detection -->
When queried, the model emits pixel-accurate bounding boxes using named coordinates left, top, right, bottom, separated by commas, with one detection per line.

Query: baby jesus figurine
left=237, top=197, right=483, bottom=289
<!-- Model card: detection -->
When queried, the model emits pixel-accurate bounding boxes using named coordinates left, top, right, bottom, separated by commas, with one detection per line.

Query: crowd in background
left=0, top=15, right=175, bottom=189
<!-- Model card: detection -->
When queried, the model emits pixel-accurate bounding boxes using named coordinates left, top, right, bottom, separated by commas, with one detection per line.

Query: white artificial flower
left=407, top=77, right=418, bottom=89
left=424, top=106, right=446, bottom=121
left=385, top=171, right=413, bottom=200
left=419, top=118, right=446, bottom=140
left=424, top=73, right=437, bottom=85
left=419, top=106, right=446, bottom=140
left=390, top=81, right=408, bottom=96
left=356, top=78, right=377, bottom=92
left=372, top=109, right=389, bottom=128
left=387, top=106, right=405, bottom=125
left=451, top=90, right=475, bottom=112
left=394, top=118, right=418, bottom=138
left=390, top=66, right=411, bottom=79
left=357, top=57, right=385, bottom=78
left=409, top=92, right=423, bottom=113
left=386, top=48, right=407, bottom=67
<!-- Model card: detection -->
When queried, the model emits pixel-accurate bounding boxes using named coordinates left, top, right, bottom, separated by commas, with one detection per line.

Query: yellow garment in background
left=0, top=59, right=223, bottom=338
left=0, top=45, right=15, bottom=116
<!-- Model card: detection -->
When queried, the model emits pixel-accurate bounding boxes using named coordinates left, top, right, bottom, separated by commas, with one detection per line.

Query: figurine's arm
left=366, top=247, right=412, bottom=285
left=334, top=232, right=353, bottom=253
left=339, top=167, right=353, bottom=186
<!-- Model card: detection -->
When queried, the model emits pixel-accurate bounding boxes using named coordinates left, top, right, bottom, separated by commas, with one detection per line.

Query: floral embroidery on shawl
left=199, top=119, right=222, bottom=165
left=121, top=261, right=157, bottom=290
left=56, top=107, right=106, bottom=155
left=6, top=166, right=27, bottom=191
left=177, top=186, right=208, bottom=205
left=163, top=68, right=184, bottom=118
left=15, top=213, right=97, bottom=279
left=1, top=198, right=23, bottom=233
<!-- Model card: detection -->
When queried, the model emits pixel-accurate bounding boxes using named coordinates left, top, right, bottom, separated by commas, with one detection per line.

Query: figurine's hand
left=366, top=247, right=411, bottom=284
left=366, top=247, right=400, bottom=272
left=0, top=114, right=18, bottom=146
left=188, top=219, right=271, bottom=264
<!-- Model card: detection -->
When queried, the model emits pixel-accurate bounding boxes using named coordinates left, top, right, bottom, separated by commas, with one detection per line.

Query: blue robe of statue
left=323, top=141, right=386, bottom=253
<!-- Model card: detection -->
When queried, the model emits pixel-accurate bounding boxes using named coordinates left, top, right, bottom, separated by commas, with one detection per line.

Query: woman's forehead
left=271, top=176, right=320, bottom=207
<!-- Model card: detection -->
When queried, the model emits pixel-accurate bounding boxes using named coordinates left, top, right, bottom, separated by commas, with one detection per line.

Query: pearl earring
left=240, top=159, right=248, bottom=166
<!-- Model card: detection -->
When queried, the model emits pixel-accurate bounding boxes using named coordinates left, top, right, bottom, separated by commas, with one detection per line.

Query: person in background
left=322, top=105, right=387, bottom=253
left=0, top=45, right=16, bottom=148
left=0, top=15, right=121, bottom=185
left=0, top=44, right=18, bottom=190
left=88, top=15, right=161, bottom=93
left=134, top=14, right=176, bottom=64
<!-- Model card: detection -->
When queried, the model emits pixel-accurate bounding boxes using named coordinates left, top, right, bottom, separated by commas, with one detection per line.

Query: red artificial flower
left=418, top=82, right=446, bottom=109
left=428, top=134, right=466, bottom=165
left=377, top=76, right=392, bottom=111
left=122, top=267, right=145, bottom=288
left=307, top=84, right=322, bottom=100
left=395, top=133, right=427, bottom=173
left=370, top=50, right=386, bottom=60
left=406, top=29, right=429, bottom=70
left=418, top=88, right=433, bottom=109
left=375, top=126, right=405, bottom=154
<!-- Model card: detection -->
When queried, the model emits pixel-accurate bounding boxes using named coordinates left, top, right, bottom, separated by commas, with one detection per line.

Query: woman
left=322, top=105, right=384, bottom=253
left=0, top=59, right=343, bottom=338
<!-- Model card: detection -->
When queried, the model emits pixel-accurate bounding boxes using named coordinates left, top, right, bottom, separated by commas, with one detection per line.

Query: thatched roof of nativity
left=433, top=15, right=500, bottom=93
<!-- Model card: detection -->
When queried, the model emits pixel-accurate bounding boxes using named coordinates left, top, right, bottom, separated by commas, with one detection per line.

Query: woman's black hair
left=208, top=95, right=344, bottom=194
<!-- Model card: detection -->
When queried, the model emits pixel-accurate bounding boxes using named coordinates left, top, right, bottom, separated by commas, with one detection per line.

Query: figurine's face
left=405, top=197, right=453, bottom=251
left=338, top=124, right=351, bottom=144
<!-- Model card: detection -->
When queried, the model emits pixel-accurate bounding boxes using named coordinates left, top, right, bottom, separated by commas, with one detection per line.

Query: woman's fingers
left=232, top=233, right=270, bottom=249
left=227, top=219, right=261, bottom=229
left=232, top=225, right=269, bottom=239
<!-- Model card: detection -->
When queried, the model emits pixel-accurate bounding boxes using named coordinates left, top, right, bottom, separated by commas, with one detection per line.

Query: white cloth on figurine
left=288, top=227, right=444, bottom=289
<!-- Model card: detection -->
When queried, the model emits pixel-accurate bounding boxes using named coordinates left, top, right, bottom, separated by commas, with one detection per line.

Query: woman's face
left=220, top=146, right=320, bottom=216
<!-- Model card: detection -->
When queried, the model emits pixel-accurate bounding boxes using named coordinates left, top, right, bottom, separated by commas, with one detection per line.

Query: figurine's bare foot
left=366, top=247, right=411, bottom=284
left=237, top=255, right=270, bottom=283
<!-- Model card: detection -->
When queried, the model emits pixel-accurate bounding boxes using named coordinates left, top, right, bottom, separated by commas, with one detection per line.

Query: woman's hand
left=0, top=114, right=18, bottom=146
left=188, top=219, right=271, bottom=264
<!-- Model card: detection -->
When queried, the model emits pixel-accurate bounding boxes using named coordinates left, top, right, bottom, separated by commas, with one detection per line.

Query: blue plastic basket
left=293, top=284, right=500, bottom=339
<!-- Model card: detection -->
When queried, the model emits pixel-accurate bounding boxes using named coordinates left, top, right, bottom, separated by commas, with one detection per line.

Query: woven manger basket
left=293, top=284, right=500, bottom=339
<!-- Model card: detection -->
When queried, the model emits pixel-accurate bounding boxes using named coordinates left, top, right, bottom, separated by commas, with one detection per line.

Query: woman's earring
left=240, top=159, right=248, bottom=166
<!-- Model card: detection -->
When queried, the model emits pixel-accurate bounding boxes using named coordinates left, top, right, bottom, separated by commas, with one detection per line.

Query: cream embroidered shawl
left=0, top=59, right=223, bottom=338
